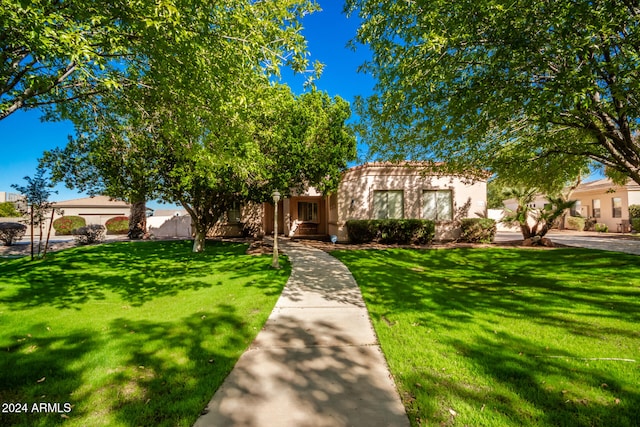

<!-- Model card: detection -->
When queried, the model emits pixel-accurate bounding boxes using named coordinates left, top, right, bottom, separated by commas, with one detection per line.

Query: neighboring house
left=499, top=178, right=640, bottom=233
left=567, top=178, right=640, bottom=232
left=262, top=162, right=488, bottom=242
left=53, top=196, right=134, bottom=231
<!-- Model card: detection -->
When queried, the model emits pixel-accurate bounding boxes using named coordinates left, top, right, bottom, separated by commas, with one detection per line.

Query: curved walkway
left=193, top=239, right=409, bottom=427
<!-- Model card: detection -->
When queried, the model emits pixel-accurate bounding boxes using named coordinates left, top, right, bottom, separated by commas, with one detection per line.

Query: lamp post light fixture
left=271, top=189, right=281, bottom=269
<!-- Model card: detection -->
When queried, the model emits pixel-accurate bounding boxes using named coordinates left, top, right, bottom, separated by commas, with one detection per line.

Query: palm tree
left=502, top=187, right=576, bottom=242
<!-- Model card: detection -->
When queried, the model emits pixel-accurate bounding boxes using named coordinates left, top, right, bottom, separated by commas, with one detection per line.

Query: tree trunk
left=30, top=206, right=34, bottom=261
left=128, top=200, right=147, bottom=239
left=193, top=228, right=206, bottom=253
left=42, top=209, right=55, bottom=259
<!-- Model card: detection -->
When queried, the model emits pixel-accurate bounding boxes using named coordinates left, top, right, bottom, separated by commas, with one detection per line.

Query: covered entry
left=263, top=194, right=329, bottom=239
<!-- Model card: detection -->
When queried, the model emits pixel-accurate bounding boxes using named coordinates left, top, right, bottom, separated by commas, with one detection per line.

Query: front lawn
left=0, top=240, right=290, bottom=427
left=332, top=248, right=640, bottom=427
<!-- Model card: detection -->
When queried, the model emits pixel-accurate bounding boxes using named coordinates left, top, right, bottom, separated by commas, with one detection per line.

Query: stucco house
left=53, top=196, right=133, bottom=228
left=499, top=178, right=640, bottom=232
left=260, top=162, right=488, bottom=242
left=566, top=178, right=640, bottom=232
left=137, top=163, right=488, bottom=241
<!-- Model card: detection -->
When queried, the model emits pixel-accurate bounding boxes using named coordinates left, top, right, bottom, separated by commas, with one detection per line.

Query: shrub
left=0, top=222, right=27, bottom=246
left=460, top=218, right=497, bottom=243
left=346, top=220, right=378, bottom=243
left=566, top=216, right=585, bottom=231
left=595, top=223, right=609, bottom=232
left=105, top=216, right=129, bottom=235
left=53, top=216, right=86, bottom=235
left=0, top=202, right=20, bottom=217
left=74, top=224, right=106, bottom=245
left=629, top=204, right=640, bottom=219
left=346, top=219, right=435, bottom=244
left=584, top=217, right=597, bottom=231
left=632, top=218, right=640, bottom=233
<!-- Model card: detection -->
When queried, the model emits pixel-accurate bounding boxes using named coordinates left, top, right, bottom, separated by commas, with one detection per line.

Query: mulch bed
left=279, top=238, right=570, bottom=253
left=2, top=236, right=573, bottom=259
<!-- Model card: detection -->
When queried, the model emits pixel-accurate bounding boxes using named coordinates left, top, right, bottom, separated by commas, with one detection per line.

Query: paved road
left=496, top=230, right=640, bottom=256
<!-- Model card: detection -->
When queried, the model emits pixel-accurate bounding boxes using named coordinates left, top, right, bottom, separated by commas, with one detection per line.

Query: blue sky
left=0, top=2, right=374, bottom=205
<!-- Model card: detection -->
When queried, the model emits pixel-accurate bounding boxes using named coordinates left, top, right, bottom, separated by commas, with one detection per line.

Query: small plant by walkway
left=0, top=240, right=290, bottom=427
left=333, top=248, right=640, bottom=427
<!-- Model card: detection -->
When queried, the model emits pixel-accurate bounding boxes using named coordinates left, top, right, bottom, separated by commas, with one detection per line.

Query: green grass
left=0, top=240, right=290, bottom=427
left=332, top=248, right=640, bottom=427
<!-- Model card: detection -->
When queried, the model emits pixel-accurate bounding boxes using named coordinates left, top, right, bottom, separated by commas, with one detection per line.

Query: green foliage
left=0, top=222, right=26, bottom=246
left=11, top=167, right=57, bottom=258
left=595, top=223, right=609, bottom=233
left=2, top=0, right=319, bottom=121
left=105, top=216, right=129, bottom=235
left=460, top=218, right=497, bottom=243
left=584, top=216, right=597, bottom=231
left=501, top=187, right=575, bottom=240
left=38, top=2, right=352, bottom=253
left=74, top=224, right=105, bottom=245
left=348, top=0, right=640, bottom=185
left=345, top=220, right=378, bottom=243
left=566, top=216, right=586, bottom=231
left=486, top=180, right=507, bottom=209
left=346, top=219, right=435, bottom=244
left=52, top=216, right=86, bottom=235
left=0, top=202, right=20, bottom=217
left=632, top=218, right=640, bottom=233
left=629, top=204, right=640, bottom=219
left=332, top=248, right=640, bottom=426
left=0, top=241, right=289, bottom=426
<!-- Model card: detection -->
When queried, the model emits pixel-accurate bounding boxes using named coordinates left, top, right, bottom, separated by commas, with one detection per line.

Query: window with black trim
left=612, top=197, right=622, bottom=218
left=592, top=199, right=601, bottom=218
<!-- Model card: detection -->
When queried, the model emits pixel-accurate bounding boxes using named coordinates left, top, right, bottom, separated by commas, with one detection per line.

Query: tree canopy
left=1, top=0, right=320, bottom=121
left=347, top=0, right=640, bottom=185
left=38, top=0, right=355, bottom=252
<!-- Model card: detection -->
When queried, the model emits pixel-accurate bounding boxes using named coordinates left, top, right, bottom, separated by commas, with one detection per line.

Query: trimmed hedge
left=0, top=222, right=27, bottom=246
left=74, top=224, right=106, bottom=245
left=346, top=219, right=435, bottom=244
left=53, top=216, right=86, bottom=235
left=632, top=218, right=640, bottom=233
left=595, top=223, right=609, bottom=232
left=105, top=216, right=129, bottom=235
left=460, top=218, right=496, bottom=243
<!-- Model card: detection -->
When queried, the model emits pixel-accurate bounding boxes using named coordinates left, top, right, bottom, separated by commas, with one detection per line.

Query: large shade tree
left=40, top=0, right=356, bottom=252
left=347, top=0, right=640, bottom=185
left=0, top=0, right=183, bottom=121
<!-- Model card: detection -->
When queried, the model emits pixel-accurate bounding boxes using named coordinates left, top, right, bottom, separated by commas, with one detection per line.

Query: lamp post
left=271, top=189, right=281, bottom=269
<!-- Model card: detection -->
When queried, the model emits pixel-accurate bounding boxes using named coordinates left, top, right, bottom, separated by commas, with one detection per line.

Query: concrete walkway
left=193, top=239, right=409, bottom=427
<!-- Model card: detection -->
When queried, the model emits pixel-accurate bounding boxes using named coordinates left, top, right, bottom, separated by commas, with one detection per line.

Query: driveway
left=496, top=230, right=640, bottom=256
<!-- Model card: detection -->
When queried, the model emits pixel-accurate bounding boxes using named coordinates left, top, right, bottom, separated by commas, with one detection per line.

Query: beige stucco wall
left=330, top=164, right=487, bottom=241
left=571, top=187, right=630, bottom=231
left=53, top=207, right=129, bottom=227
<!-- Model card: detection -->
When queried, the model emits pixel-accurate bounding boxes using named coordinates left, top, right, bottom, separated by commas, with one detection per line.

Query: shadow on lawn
left=0, top=305, right=258, bottom=427
left=333, top=248, right=640, bottom=426
left=0, top=240, right=281, bottom=309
